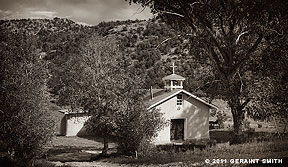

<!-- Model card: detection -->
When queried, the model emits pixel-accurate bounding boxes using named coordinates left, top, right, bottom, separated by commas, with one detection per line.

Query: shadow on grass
left=47, top=135, right=118, bottom=162
left=47, top=146, right=119, bottom=162
left=77, top=135, right=117, bottom=146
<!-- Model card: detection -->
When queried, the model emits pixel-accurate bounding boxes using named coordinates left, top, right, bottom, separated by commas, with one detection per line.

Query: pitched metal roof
left=162, top=74, right=185, bottom=80
left=146, top=89, right=217, bottom=109
left=59, top=89, right=217, bottom=115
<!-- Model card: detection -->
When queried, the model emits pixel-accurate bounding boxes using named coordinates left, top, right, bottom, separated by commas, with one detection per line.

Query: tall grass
left=112, top=139, right=288, bottom=165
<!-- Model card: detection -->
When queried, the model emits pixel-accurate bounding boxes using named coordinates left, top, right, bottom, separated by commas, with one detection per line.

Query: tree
left=54, top=35, right=122, bottom=155
left=55, top=35, right=165, bottom=155
left=245, top=34, right=288, bottom=134
left=0, top=30, right=55, bottom=166
left=128, top=0, right=288, bottom=136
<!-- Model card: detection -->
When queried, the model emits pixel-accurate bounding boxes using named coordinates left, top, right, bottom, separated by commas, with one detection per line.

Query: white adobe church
left=58, top=63, right=217, bottom=144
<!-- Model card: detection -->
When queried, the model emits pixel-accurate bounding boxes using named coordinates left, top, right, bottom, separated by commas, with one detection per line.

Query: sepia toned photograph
left=0, top=0, right=287, bottom=166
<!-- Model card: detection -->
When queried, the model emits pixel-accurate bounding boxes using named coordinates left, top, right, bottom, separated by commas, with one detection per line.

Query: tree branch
left=193, top=80, right=221, bottom=92
left=160, top=11, right=184, bottom=17
left=236, top=31, right=249, bottom=44
left=232, top=33, right=263, bottom=77
left=238, top=98, right=252, bottom=111
left=207, top=45, right=225, bottom=78
left=219, top=14, right=227, bottom=36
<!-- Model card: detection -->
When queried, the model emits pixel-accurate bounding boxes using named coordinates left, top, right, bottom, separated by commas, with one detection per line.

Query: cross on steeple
left=163, top=62, right=185, bottom=91
left=170, top=62, right=177, bottom=74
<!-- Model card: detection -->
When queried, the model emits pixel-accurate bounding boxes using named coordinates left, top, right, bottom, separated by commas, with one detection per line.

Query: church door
left=170, top=119, right=184, bottom=141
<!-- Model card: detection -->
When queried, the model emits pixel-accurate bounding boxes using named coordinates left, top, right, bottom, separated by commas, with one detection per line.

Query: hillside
left=100, top=18, right=214, bottom=95
left=1, top=18, right=213, bottom=95
left=1, top=17, right=285, bottom=133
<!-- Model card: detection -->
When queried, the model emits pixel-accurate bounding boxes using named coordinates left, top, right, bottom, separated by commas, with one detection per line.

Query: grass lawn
left=47, top=136, right=117, bottom=162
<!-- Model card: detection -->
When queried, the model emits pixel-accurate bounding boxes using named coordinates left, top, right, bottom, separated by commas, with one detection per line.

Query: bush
left=216, top=111, right=228, bottom=129
left=244, top=118, right=251, bottom=130
left=155, top=139, right=216, bottom=153
left=115, top=104, right=166, bottom=156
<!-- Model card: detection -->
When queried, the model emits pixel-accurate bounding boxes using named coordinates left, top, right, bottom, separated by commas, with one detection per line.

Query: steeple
left=162, top=62, right=185, bottom=91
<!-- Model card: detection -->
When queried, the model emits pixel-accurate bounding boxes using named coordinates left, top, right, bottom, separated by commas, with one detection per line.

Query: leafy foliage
left=0, top=28, right=55, bottom=166
left=54, top=34, right=165, bottom=155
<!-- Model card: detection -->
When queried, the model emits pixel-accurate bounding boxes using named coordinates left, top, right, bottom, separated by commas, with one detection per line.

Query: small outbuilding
left=58, top=109, right=90, bottom=136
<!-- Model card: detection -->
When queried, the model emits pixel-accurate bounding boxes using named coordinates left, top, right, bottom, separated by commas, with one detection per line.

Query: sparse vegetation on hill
left=0, top=17, right=225, bottom=95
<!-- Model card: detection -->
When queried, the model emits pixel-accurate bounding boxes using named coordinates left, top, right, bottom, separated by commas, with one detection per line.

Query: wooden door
left=170, top=119, right=184, bottom=141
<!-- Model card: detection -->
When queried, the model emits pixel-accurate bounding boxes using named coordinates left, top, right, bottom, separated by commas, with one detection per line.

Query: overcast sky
left=0, top=0, right=153, bottom=25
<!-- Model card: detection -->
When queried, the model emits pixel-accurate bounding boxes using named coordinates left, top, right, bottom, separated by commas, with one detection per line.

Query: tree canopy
left=127, top=0, right=288, bottom=136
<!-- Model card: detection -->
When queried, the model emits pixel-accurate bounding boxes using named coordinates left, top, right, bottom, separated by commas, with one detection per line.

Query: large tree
left=0, top=29, right=55, bottom=166
left=55, top=35, right=165, bottom=155
left=127, top=0, right=288, bottom=136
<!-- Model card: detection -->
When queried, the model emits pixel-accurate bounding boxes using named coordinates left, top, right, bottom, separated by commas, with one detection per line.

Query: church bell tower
left=162, top=63, right=185, bottom=91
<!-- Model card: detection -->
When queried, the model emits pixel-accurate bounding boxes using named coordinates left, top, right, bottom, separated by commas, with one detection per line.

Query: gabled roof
left=146, top=89, right=217, bottom=110
left=162, top=74, right=185, bottom=80
left=59, top=89, right=217, bottom=115
left=58, top=108, right=88, bottom=115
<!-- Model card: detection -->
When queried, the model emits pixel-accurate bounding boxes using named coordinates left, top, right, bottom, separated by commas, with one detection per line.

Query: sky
left=0, top=0, right=153, bottom=25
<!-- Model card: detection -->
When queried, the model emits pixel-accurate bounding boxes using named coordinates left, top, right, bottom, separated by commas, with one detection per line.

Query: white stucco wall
left=153, top=93, right=210, bottom=144
left=65, top=114, right=91, bottom=136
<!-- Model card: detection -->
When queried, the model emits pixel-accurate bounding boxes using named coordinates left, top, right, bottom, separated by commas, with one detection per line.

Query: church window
left=177, top=94, right=183, bottom=106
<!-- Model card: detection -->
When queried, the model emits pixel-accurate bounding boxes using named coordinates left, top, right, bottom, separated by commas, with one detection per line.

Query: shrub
left=244, top=118, right=251, bottom=130
left=216, top=111, right=228, bottom=129
left=115, top=104, right=166, bottom=156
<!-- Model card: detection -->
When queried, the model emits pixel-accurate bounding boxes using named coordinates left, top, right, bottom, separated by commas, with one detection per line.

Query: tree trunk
left=230, top=102, right=246, bottom=144
left=102, top=136, right=108, bottom=155
left=229, top=97, right=246, bottom=133
left=231, top=107, right=245, bottom=135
